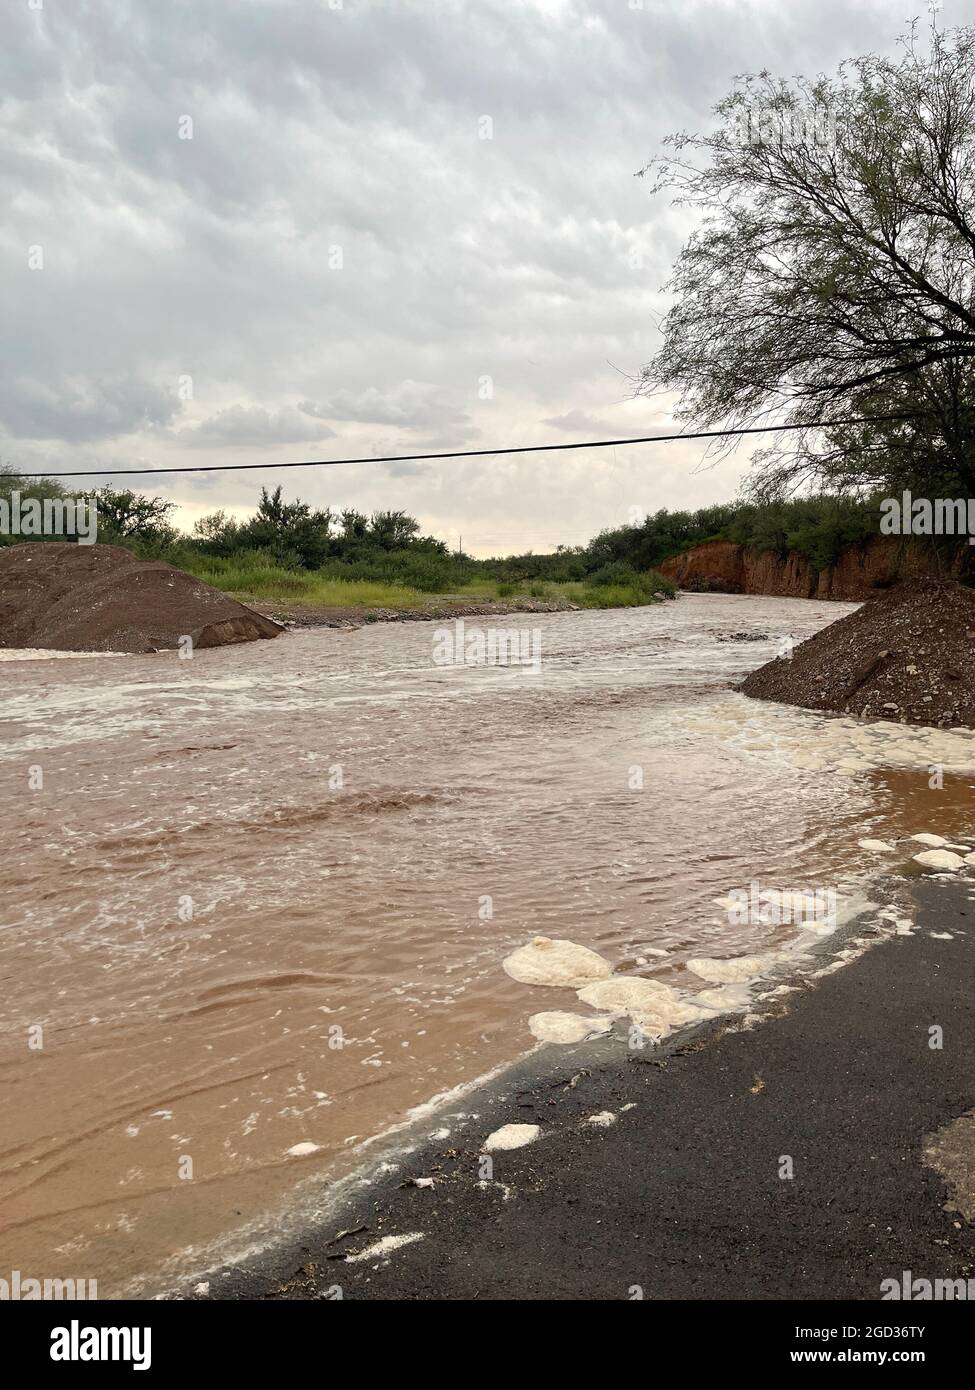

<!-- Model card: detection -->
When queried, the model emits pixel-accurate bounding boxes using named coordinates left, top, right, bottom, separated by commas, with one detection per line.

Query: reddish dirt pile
left=0, top=543, right=283, bottom=653
left=740, top=580, right=975, bottom=727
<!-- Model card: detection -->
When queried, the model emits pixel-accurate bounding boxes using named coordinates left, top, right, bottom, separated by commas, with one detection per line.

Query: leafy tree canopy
left=638, top=22, right=975, bottom=498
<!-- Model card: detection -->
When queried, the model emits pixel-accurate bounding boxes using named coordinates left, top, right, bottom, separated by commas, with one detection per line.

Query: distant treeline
left=479, top=495, right=890, bottom=581
left=0, top=469, right=895, bottom=591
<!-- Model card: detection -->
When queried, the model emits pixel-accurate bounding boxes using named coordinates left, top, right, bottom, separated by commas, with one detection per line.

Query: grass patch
left=186, top=555, right=426, bottom=609
left=188, top=557, right=675, bottom=614
left=565, top=582, right=663, bottom=608
left=566, top=568, right=677, bottom=608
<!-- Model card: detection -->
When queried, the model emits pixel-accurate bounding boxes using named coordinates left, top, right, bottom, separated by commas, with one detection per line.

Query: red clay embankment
left=659, top=537, right=975, bottom=601
left=0, top=543, right=283, bottom=653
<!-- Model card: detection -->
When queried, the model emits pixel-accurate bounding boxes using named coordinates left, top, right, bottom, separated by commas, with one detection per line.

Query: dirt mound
left=0, top=543, right=283, bottom=653
left=740, top=580, right=975, bottom=728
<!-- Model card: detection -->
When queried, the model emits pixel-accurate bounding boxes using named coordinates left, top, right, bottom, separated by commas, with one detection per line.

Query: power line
left=10, top=411, right=925, bottom=479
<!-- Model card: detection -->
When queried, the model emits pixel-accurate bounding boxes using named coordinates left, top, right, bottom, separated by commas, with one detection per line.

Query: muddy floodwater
left=3, top=594, right=975, bottom=1295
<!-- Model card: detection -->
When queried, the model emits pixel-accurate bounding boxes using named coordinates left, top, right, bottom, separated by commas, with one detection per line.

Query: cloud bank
left=2, top=0, right=905, bottom=552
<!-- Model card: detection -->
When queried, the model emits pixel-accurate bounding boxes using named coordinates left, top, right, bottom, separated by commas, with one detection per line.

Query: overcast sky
left=3, top=0, right=936, bottom=555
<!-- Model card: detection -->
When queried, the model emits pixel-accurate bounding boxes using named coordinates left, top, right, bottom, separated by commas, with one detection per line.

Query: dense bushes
left=1, top=467, right=894, bottom=599
left=580, top=495, right=886, bottom=577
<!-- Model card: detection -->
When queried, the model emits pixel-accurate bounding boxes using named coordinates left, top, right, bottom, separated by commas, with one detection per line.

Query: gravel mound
left=0, top=543, right=283, bottom=653
left=740, top=581, right=975, bottom=728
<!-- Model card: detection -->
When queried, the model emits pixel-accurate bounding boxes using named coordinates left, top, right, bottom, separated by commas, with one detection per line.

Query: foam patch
left=913, top=849, right=966, bottom=871
left=575, top=976, right=670, bottom=1014
left=346, top=1232, right=424, bottom=1263
left=483, top=1123, right=540, bottom=1152
left=503, top=936, right=612, bottom=988
left=686, top=953, right=777, bottom=983
left=693, top=982, right=754, bottom=1013
left=528, top=1011, right=614, bottom=1044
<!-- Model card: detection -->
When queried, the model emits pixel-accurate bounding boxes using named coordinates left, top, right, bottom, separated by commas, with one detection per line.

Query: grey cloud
left=2, top=0, right=909, bottom=549
left=542, top=409, right=621, bottom=436
left=301, top=381, right=473, bottom=433
left=177, top=405, right=337, bottom=447
left=0, top=374, right=178, bottom=444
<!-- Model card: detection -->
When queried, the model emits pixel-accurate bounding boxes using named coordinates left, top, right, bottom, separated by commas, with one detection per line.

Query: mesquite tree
left=638, top=23, right=975, bottom=498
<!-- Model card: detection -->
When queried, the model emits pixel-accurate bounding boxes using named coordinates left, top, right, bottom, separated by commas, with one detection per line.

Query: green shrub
left=588, top=560, right=641, bottom=588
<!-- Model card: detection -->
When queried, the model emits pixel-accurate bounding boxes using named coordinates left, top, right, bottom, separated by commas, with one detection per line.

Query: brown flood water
left=2, top=594, right=974, bottom=1296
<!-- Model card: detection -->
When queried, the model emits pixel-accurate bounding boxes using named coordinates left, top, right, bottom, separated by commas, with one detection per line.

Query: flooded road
left=3, top=593, right=975, bottom=1295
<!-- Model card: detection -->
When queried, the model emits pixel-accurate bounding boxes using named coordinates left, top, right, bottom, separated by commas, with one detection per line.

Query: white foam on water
left=695, top=887, right=877, bottom=980
left=502, top=937, right=612, bottom=988
left=693, top=982, right=755, bottom=1012
left=501, top=884, right=877, bottom=1050
left=575, top=977, right=670, bottom=1013
left=528, top=1011, right=613, bottom=1044
left=914, top=849, right=966, bottom=871
left=394, top=1058, right=515, bottom=1133
left=686, top=953, right=779, bottom=984
left=652, top=693, right=975, bottom=778
left=166, top=1053, right=522, bottom=1291
left=0, top=647, right=129, bottom=661
left=575, top=974, right=713, bottom=1041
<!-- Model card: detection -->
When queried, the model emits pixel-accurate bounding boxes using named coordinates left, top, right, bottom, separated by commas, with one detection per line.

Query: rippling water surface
left=2, top=594, right=973, bottom=1294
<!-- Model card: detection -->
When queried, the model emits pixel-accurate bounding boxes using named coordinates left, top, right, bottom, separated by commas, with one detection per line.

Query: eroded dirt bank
left=660, top=536, right=974, bottom=601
